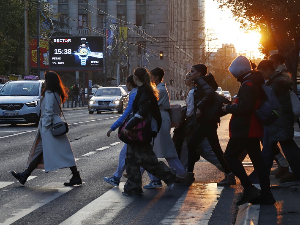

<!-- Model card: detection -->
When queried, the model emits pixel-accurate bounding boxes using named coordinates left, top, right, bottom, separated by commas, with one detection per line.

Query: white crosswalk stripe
left=0, top=180, right=233, bottom=224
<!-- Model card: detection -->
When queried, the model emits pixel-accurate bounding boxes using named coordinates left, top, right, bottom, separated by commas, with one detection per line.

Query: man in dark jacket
left=262, top=53, right=300, bottom=184
left=223, top=56, right=275, bottom=205
left=187, top=64, right=235, bottom=186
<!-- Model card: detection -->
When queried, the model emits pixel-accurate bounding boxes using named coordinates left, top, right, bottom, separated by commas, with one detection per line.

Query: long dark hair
left=42, top=71, right=68, bottom=103
left=134, top=67, right=159, bottom=100
left=126, top=74, right=137, bottom=88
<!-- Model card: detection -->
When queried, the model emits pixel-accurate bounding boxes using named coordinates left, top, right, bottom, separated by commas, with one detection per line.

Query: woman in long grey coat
left=142, top=67, right=186, bottom=189
left=11, top=71, right=82, bottom=186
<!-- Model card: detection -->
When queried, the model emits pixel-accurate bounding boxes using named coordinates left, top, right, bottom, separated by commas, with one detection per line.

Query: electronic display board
left=49, top=37, right=103, bottom=71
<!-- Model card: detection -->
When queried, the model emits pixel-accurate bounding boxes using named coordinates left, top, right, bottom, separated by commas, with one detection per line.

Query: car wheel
left=118, top=102, right=123, bottom=114
left=89, top=111, right=94, bottom=114
left=97, top=111, right=101, bottom=114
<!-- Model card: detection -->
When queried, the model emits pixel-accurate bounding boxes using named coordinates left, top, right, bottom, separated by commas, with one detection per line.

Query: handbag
left=51, top=93, right=69, bottom=136
left=118, top=114, right=152, bottom=145
left=169, top=104, right=182, bottom=128
left=290, top=90, right=300, bottom=117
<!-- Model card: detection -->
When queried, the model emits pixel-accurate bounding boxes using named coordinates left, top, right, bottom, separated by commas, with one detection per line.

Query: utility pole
left=24, top=0, right=29, bottom=76
left=36, top=0, right=40, bottom=78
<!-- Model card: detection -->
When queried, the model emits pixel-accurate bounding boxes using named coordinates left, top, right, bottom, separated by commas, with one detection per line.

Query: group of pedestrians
left=10, top=53, right=300, bottom=206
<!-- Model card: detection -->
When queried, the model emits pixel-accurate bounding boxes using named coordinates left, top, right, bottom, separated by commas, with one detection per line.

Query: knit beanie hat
left=228, top=56, right=251, bottom=79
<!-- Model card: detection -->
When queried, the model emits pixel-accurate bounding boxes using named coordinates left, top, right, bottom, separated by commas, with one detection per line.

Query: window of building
left=97, top=14, right=105, bottom=29
left=117, top=14, right=126, bottom=26
left=136, top=14, right=145, bottom=27
left=58, top=0, right=67, bottom=3
left=58, top=14, right=68, bottom=28
left=117, top=0, right=126, bottom=3
left=78, top=14, right=88, bottom=28
left=136, top=0, right=145, bottom=4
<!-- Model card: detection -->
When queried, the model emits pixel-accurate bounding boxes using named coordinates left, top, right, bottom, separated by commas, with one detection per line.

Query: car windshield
left=0, top=82, right=40, bottom=96
left=95, top=88, right=121, bottom=96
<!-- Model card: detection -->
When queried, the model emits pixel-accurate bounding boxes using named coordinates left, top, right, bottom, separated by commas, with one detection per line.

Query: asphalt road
left=0, top=109, right=253, bottom=225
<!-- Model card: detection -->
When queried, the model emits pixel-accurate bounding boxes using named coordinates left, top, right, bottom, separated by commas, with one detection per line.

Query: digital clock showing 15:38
left=53, top=49, right=72, bottom=54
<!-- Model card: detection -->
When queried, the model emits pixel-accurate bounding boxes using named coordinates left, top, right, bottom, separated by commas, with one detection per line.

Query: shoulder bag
left=118, top=114, right=152, bottom=145
left=51, top=93, right=69, bottom=136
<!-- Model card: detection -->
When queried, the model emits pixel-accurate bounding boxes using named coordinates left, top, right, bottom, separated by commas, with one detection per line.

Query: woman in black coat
left=121, top=67, right=176, bottom=196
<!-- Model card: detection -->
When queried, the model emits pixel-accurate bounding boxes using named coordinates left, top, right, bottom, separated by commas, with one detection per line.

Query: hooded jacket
left=226, top=56, right=264, bottom=137
left=266, top=65, right=294, bottom=142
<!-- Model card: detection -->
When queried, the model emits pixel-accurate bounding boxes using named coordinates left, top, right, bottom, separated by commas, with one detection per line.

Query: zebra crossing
left=0, top=179, right=228, bottom=225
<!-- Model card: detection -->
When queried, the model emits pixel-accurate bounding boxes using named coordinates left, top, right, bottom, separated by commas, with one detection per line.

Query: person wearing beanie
left=222, top=56, right=275, bottom=205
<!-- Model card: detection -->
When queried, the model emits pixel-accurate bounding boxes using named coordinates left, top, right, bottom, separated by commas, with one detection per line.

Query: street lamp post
left=36, top=0, right=40, bottom=78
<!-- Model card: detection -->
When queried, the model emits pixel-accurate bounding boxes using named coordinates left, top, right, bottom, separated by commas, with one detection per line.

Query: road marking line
left=161, top=183, right=223, bottom=225
left=96, top=146, right=110, bottom=151
left=0, top=183, right=73, bottom=225
left=235, top=203, right=260, bottom=225
left=59, top=182, right=135, bottom=225
left=82, top=152, right=96, bottom=157
left=0, top=182, right=14, bottom=189
left=110, top=142, right=120, bottom=146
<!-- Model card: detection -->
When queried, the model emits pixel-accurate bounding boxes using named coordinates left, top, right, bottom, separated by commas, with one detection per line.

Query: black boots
left=64, top=171, right=82, bottom=186
left=11, top=170, right=31, bottom=185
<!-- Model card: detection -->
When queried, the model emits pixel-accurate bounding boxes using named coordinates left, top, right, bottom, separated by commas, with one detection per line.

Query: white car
left=0, top=80, right=44, bottom=125
left=88, top=87, right=128, bottom=114
left=222, top=91, right=231, bottom=101
left=216, top=87, right=224, bottom=96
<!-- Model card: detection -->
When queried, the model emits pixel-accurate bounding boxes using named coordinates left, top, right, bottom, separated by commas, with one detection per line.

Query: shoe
left=271, top=165, right=289, bottom=179
left=143, top=181, right=163, bottom=189
left=249, top=192, right=276, bottom=205
left=236, top=186, right=260, bottom=206
left=167, top=182, right=175, bottom=191
left=11, top=170, right=31, bottom=185
left=217, top=173, right=236, bottom=186
left=122, top=189, right=143, bottom=196
left=176, top=171, right=187, bottom=182
left=280, top=172, right=297, bottom=183
left=64, top=171, right=82, bottom=186
left=183, top=172, right=195, bottom=184
left=215, top=164, right=225, bottom=173
left=103, top=176, right=120, bottom=186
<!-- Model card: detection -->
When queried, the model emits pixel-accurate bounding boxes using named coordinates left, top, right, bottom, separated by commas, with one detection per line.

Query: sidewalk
left=236, top=123, right=300, bottom=225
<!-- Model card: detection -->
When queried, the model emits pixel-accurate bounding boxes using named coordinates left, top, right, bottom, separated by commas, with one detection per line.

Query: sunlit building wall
left=50, top=0, right=205, bottom=98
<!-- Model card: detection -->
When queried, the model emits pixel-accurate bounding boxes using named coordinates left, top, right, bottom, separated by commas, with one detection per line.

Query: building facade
left=50, top=0, right=205, bottom=99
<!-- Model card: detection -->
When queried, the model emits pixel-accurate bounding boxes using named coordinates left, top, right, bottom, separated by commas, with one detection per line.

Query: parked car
left=88, top=87, right=128, bottom=114
left=0, top=80, right=44, bottom=125
left=216, top=87, right=224, bottom=96
left=222, top=91, right=231, bottom=101
left=0, top=84, right=4, bottom=90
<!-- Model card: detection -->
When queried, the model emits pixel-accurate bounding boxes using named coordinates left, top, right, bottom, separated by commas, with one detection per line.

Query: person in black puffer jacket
left=223, top=56, right=275, bottom=206
left=121, top=67, right=176, bottom=196
left=187, top=64, right=235, bottom=186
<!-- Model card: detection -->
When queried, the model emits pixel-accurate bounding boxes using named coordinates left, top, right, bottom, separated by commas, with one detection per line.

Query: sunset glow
left=206, top=1, right=264, bottom=59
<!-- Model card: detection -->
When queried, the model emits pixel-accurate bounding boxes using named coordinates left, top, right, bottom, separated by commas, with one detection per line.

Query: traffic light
left=159, top=51, right=163, bottom=60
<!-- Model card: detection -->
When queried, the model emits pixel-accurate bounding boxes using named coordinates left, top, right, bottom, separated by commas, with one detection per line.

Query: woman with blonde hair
left=11, top=71, right=82, bottom=186
left=121, top=67, right=176, bottom=196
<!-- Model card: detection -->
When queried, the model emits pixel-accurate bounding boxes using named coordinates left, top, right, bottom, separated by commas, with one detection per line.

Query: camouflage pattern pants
left=124, top=143, right=176, bottom=194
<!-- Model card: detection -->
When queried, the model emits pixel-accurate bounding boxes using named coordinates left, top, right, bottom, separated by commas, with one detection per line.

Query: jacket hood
left=229, top=56, right=252, bottom=79
left=240, top=71, right=265, bottom=84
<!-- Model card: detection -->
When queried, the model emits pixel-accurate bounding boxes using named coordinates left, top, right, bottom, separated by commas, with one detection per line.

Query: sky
left=205, top=1, right=263, bottom=59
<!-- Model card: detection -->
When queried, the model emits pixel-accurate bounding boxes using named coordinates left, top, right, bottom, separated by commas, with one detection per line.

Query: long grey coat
left=27, top=90, right=76, bottom=172
left=153, top=83, right=178, bottom=158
